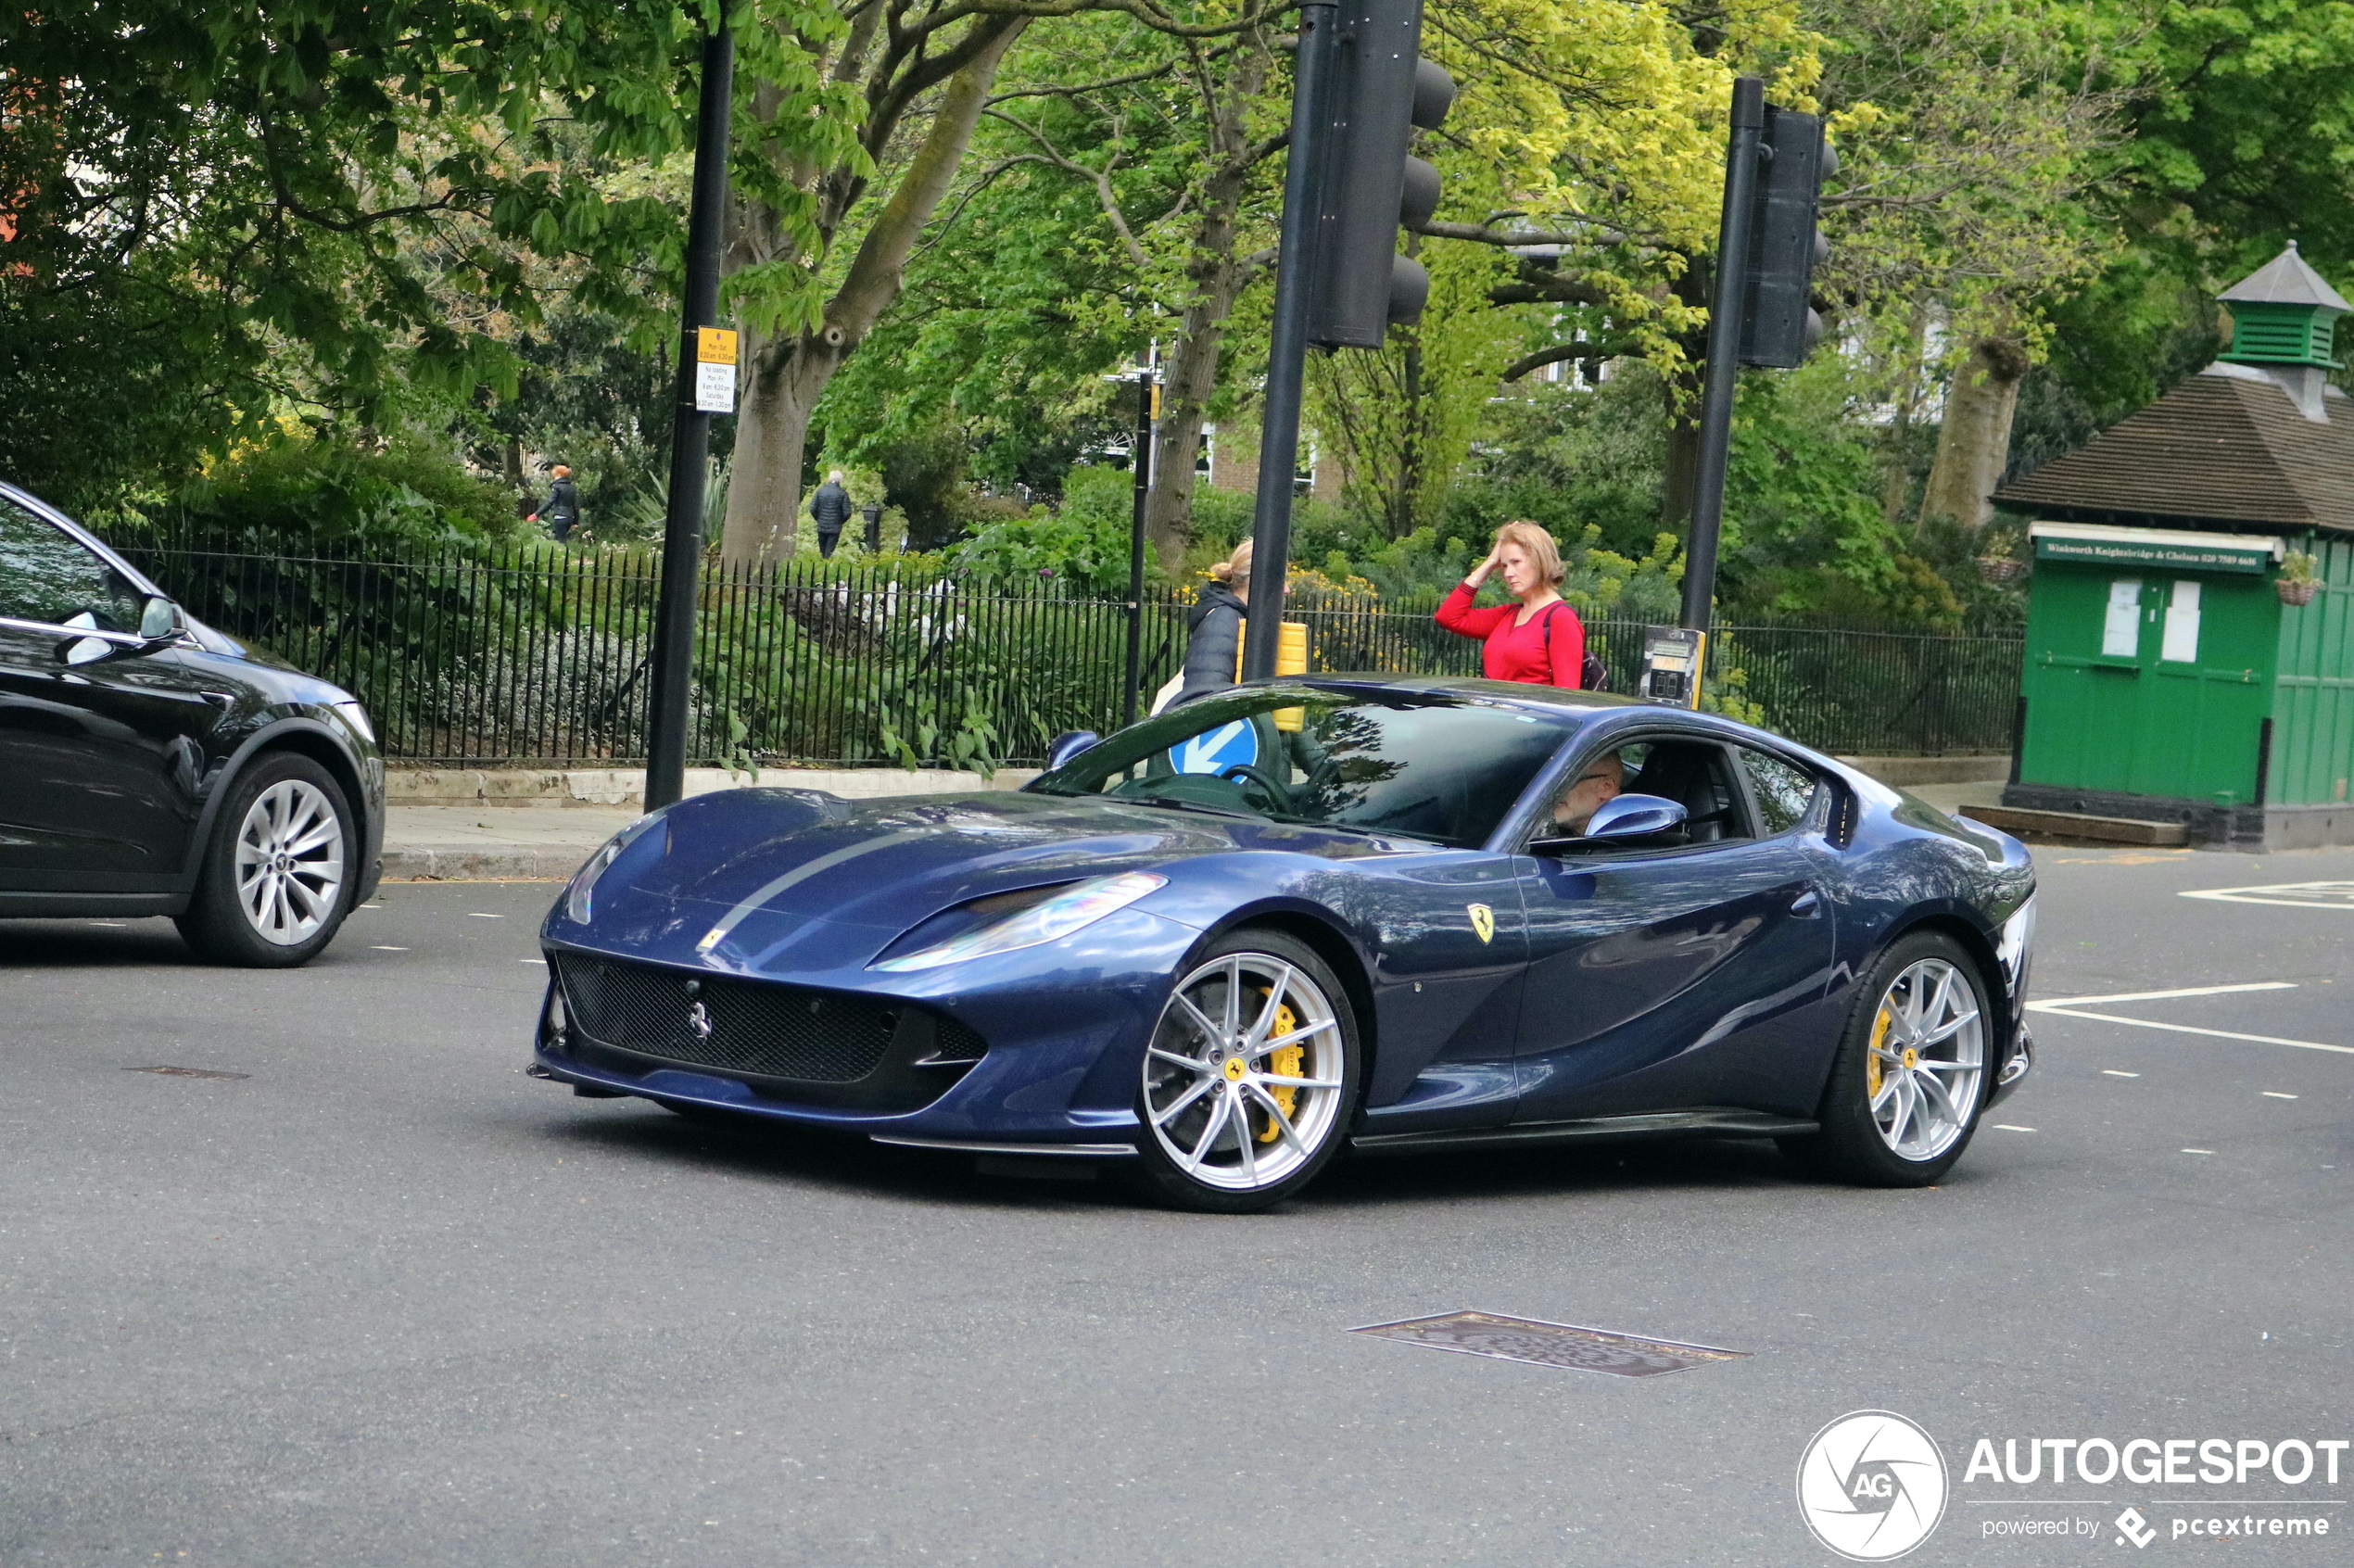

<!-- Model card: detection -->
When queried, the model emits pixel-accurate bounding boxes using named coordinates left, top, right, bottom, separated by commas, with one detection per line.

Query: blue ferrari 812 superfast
left=532, top=677, right=2036, bottom=1211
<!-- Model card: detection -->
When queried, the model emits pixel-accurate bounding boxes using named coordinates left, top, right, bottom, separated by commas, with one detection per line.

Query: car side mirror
left=1529, top=792, right=1690, bottom=855
left=1045, top=730, right=1100, bottom=771
left=139, top=596, right=181, bottom=639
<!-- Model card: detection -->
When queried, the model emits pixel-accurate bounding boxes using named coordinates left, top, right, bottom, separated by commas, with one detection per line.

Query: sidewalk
left=378, top=755, right=2009, bottom=882
left=381, top=765, right=1041, bottom=881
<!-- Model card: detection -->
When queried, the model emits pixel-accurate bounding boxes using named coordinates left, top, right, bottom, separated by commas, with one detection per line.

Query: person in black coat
left=1172, top=539, right=1263, bottom=706
left=543, top=465, right=581, bottom=541
left=811, top=470, right=853, bottom=558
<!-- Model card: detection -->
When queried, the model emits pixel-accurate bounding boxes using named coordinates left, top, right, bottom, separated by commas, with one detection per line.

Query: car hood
left=602, top=786, right=1410, bottom=932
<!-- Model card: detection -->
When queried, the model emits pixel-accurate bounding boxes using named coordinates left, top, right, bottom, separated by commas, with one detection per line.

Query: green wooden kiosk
left=1992, top=245, right=2354, bottom=850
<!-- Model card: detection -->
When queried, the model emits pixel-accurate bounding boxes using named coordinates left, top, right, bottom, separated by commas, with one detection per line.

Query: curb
left=381, top=846, right=583, bottom=882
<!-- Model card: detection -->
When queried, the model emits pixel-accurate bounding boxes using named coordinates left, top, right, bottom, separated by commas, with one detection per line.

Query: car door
left=1509, top=731, right=1841, bottom=1122
left=0, top=497, right=228, bottom=891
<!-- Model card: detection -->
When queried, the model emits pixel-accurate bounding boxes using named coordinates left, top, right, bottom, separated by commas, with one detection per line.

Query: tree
left=0, top=1, right=879, bottom=512
left=1804, top=0, right=2127, bottom=532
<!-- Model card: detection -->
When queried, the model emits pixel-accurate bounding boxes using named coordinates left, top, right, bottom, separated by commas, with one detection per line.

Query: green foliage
left=0, top=0, right=860, bottom=503
left=946, top=466, right=1138, bottom=594
left=150, top=438, right=528, bottom=552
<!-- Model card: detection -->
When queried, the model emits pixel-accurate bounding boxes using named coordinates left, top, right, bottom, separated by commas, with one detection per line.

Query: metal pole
left=1123, top=372, right=1152, bottom=727
left=1243, top=1, right=1338, bottom=680
left=645, top=19, right=734, bottom=810
left=1679, top=74, right=1765, bottom=635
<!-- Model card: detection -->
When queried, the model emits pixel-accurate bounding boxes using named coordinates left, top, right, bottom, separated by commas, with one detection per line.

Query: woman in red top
left=1434, top=520, right=1584, bottom=688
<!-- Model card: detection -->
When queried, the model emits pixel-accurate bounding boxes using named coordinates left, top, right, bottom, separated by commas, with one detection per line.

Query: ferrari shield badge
left=1467, top=904, right=1495, bottom=944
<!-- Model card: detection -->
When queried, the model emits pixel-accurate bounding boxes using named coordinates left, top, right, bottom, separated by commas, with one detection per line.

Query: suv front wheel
left=176, top=752, right=357, bottom=967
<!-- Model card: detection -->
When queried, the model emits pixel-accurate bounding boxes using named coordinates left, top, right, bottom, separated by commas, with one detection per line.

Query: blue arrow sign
left=1169, top=719, right=1259, bottom=777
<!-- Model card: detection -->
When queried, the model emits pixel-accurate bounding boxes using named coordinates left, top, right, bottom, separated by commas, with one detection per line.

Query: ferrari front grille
left=551, top=954, right=979, bottom=1084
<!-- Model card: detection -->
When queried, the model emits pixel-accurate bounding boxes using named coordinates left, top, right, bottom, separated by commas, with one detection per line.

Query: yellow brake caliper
left=1867, top=1005, right=1892, bottom=1099
left=1260, top=1001, right=1302, bottom=1143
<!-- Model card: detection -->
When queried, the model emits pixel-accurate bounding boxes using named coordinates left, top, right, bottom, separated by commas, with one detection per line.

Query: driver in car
left=1550, top=751, right=1625, bottom=834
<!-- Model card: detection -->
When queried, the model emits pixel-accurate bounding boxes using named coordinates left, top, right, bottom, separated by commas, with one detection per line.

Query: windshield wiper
left=1262, top=815, right=1445, bottom=846
left=1120, top=796, right=1263, bottom=822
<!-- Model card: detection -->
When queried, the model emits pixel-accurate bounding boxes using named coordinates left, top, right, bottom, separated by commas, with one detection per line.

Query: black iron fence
left=108, top=538, right=2021, bottom=766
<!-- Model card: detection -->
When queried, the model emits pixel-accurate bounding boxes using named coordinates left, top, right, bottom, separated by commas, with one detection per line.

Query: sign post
left=645, top=19, right=735, bottom=813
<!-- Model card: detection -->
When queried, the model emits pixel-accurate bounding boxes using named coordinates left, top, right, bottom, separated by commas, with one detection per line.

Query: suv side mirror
left=139, top=596, right=182, bottom=639
left=1529, top=792, right=1690, bottom=855
left=1045, top=730, right=1100, bottom=771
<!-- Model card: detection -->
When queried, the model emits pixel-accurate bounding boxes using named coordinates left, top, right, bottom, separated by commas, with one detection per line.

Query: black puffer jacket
left=1175, top=584, right=1246, bottom=704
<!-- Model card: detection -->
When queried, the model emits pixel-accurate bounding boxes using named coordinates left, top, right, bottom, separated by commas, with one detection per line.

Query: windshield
left=1028, top=688, right=1571, bottom=849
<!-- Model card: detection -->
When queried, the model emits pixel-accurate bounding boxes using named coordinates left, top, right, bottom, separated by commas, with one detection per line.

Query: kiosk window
left=2160, top=579, right=2201, bottom=664
left=2101, top=577, right=2143, bottom=657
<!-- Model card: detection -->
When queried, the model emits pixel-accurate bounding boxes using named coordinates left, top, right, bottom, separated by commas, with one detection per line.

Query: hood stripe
left=695, top=828, right=934, bottom=956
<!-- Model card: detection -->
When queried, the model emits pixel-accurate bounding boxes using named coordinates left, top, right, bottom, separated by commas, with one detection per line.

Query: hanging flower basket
left=1978, top=555, right=2025, bottom=585
left=2278, top=577, right=2322, bottom=607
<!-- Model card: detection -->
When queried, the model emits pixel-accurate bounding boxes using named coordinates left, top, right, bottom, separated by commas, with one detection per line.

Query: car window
left=1544, top=736, right=1755, bottom=854
left=0, top=497, right=147, bottom=633
left=1736, top=745, right=1823, bottom=836
left=1030, top=688, right=1570, bottom=849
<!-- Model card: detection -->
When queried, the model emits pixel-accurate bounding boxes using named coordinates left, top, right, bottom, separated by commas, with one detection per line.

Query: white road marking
left=1993, top=1124, right=2036, bottom=1132
left=2103, top=1069, right=2140, bottom=1078
left=520, top=958, right=547, bottom=965
left=371, top=945, right=409, bottom=952
left=2263, top=1091, right=2299, bottom=1100
left=2031, top=981, right=2297, bottom=1007
left=87, top=921, right=127, bottom=927
left=467, top=913, right=502, bottom=919
left=2183, top=1148, right=2215, bottom=1155
left=2028, top=1006, right=2354, bottom=1056
left=2180, top=880, right=2354, bottom=910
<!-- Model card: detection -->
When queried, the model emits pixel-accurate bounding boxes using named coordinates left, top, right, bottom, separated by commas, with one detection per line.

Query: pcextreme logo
left=1798, top=1410, right=1950, bottom=1561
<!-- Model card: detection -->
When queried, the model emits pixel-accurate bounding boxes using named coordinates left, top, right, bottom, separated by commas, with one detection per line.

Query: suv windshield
left=1027, top=688, right=1570, bottom=848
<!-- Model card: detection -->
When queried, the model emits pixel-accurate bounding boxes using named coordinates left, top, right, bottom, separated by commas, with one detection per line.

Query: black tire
left=1129, top=928, right=1361, bottom=1213
left=175, top=752, right=358, bottom=967
left=1784, top=930, right=1993, bottom=1186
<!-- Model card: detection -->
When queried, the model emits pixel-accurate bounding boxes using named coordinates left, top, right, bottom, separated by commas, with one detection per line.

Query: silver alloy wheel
left=1143, top=951, right=1346, bottom=1192
left=234, top=779, right=346, bottom=945
left=1866, top=956, right=1984, bottom=1161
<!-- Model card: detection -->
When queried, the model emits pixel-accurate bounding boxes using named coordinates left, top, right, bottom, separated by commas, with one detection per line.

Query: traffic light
left=1737, top=106, right=1838, bottom=368
left=1306, top=0, right=1456, bottom=349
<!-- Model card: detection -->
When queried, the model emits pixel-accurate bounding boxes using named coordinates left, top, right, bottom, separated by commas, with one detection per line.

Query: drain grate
left=1350, top=1310, right=1745, bottom=1377
left=126, top=1066, right=249, bottom=1081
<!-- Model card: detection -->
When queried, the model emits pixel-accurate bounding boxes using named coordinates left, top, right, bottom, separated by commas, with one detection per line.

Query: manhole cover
left=126, top=1066, right=249, bottom=1081
left=1350, top=1310, right=1745, bottom=1377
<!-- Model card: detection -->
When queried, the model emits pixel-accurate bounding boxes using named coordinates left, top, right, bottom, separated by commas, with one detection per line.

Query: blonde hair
left=1208, top=539, right=1254, bottom=585
left=1492, top=520, right=1563, bottom=586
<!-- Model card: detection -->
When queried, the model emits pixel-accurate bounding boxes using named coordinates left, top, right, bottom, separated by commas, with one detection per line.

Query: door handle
left=1789, top=890, right=1821, bottom=917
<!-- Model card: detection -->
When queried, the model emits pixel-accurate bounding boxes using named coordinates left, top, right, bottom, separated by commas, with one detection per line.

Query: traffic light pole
left=1243, top=0, right=1338, bottom=680
left=645, top=19, right=734, bottom=811
left=1678, top=74, right=1765, bottom=636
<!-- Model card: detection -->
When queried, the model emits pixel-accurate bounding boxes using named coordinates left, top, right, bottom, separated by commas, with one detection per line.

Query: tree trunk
left=718, top=19, right=1030, bottom=566
left=1918, top=334, right=2030, bottom=530
left=1142, top=37, right=1271, bottom=575
left=723, top=328, right=841, bottom=565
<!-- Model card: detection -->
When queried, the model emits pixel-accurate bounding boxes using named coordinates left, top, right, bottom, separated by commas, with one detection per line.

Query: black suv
left=0, top=483, right=383, bottom=965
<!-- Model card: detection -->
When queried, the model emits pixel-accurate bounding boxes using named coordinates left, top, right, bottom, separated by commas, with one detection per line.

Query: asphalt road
left=3, top=848, right=2350, bottom=1567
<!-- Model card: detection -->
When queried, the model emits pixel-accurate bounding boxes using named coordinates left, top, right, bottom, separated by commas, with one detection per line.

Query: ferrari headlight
left=875, top=872, right=1167, bottom=971
left=565, top=813, right=662, bottom=925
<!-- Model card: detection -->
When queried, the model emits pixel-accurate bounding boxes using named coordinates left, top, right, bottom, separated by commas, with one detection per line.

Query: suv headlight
left=331, top=700, right=375, bottom=743
left=875, top=872, right=1166, bottom=971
